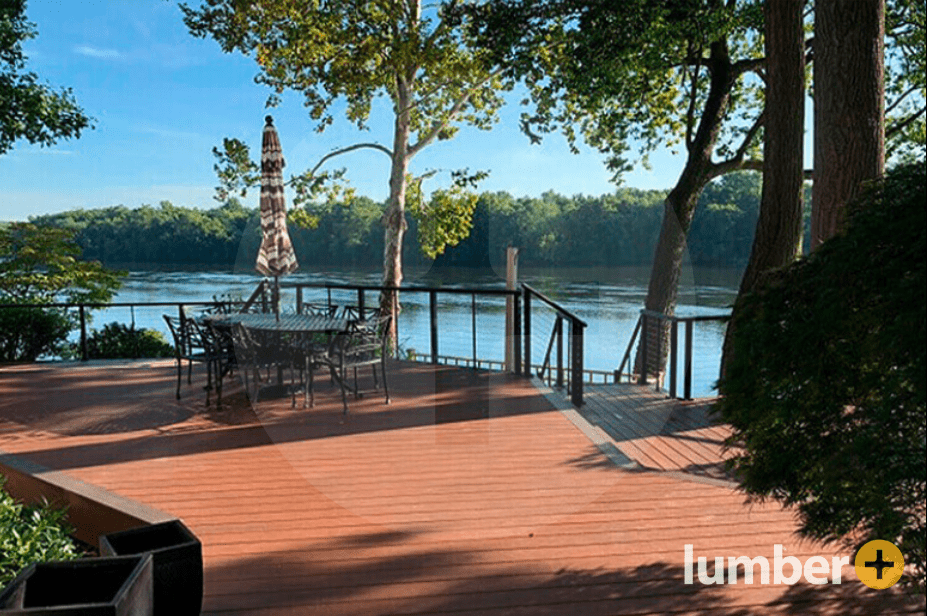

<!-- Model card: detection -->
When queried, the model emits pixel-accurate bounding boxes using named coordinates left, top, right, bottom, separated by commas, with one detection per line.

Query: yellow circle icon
left=855, top=540, right=904, bottom=589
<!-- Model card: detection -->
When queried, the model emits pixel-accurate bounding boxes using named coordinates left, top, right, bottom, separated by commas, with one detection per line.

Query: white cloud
left=74, top=45, right=124, bottom=60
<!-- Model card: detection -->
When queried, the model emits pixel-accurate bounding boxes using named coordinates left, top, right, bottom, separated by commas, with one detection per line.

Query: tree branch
left=306, top=142, right=394, bottom=177
left=407, top=68, right=504, bottom=158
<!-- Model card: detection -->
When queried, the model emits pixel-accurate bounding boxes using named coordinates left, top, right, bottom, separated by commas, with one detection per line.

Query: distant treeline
left=29, top=172, right=809, bottom=271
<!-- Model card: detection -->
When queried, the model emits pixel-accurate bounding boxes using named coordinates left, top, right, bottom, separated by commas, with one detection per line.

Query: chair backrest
left=331, top=314, right=392, bottom=366
left=339, top=305, right=384, bottom=323
left=163, top=314, right=206, bottom=356
left=301, top=302, right=339, bottom=318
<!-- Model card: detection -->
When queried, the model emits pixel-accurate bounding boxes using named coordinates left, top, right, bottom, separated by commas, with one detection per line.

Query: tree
left=181, top=0, right=512, bottom=335
left=468, top=0, right=768, bottom=377
left=471, top=0, right=922, bottom=377
left=811, top=0, right=886, bottom=249
left=715, top=163, right=926, bottom=591
left=0, top=0, right=92, bottom=155
left=0, top=223, right=123, bottom=361
left=720, top=0, right=806, bottom=376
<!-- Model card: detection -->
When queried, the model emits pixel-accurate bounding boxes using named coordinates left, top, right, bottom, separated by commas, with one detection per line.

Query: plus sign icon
left=855, top=540, right=905, bottom=589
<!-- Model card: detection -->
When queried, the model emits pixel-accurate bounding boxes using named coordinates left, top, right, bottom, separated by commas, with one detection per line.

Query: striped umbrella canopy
left=256, top=115, right=299, bottom=280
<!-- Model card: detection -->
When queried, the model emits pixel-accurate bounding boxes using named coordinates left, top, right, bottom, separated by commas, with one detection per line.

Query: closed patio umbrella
left=255, top=115, right=298, bottom=318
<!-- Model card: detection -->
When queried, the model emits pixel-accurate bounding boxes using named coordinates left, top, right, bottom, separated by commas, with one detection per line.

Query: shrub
left=0, top=306, right=73, bottom=362
left=0, top=478, right=80, bottom=586
left=716, top=163, right=926, bottom=590
left=82, top=322, right=175, bottom=359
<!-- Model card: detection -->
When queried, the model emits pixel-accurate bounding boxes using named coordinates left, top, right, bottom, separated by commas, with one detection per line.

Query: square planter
left=99, top=521, right=202, bottom=616
left=0, top=554, right=153, bottom=616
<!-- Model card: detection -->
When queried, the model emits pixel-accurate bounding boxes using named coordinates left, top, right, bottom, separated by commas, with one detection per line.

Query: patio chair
left=230, top=323, right=300, bottom=405
left=320, top=314, right=392, bottom=414
left=163, top=314, right=211, bottom=400
left=201, top=320, right=238, bottom=407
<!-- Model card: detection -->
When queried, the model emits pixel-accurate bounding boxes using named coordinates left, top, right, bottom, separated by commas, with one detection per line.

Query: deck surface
left=1, top=359, right=921, bottom=615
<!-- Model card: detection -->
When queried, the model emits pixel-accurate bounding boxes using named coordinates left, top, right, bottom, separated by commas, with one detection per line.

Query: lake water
left=99, top=265, right=739, bottom=398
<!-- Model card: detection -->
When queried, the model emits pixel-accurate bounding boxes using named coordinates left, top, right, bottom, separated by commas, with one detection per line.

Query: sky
left=1, top=0, right=687, bottom=222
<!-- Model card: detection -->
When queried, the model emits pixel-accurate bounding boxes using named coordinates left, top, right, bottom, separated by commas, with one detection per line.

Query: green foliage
left=71, top=322, right=175, bottom=360
left=715, top=163, right=927, bottom=590
left=466, top=0, right=766, bottom=181
left=0, top=305, right=71, bottom=362
left=0, top=478, right=79, bottom=586
left=408, top=179, right=480, bottom=259
left=26, top=173, right=769, bottom=270
left=0, top=222, right=123, bottom=305
left=0, top=0, right=92, bottom=155
left=181, top=0, right=512, bottom=246
left=0, top=223, right=124, bottom=361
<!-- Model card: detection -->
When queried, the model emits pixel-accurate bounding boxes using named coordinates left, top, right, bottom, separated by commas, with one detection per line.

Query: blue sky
left=1, top=0, right=686, bottom=221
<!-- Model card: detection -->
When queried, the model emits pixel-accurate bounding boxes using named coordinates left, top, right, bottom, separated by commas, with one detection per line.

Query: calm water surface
left=102, top=266, right=739, bottom=398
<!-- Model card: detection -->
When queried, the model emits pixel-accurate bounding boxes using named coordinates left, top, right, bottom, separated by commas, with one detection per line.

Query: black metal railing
left=616, top=309, right=730, bottom=400
left=522, top=284, right=586, bottom=406
left=0, top=300, right=235, bottom=362
left=281, top=281, right=520, bottom=370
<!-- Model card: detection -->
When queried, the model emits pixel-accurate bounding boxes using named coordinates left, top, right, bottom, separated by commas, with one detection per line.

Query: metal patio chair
left=163, top=314, right=211, bottom=401
left=320, top=314, right=392, bottom=414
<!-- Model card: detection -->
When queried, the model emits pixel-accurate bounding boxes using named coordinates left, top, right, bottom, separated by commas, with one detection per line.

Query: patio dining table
left=203, top=312, right=350, bottom=403
left=204, top=312, right=349, bottom=336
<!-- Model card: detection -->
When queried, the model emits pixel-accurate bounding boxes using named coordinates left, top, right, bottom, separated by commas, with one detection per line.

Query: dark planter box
left=99, top=520, right=202, bottom=616
left=0, top=554, right=153, bottom=616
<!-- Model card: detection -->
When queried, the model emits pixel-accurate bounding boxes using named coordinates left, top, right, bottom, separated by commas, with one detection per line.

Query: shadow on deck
left=1, top=360, right=922, bottom=615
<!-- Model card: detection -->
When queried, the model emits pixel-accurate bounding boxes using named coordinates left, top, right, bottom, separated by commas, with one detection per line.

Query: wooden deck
left=1, top=359, right=922, bottom=615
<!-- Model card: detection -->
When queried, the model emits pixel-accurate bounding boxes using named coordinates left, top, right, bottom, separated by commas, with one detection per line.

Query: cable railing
left=0, top=300, right=235, bottom=362
left=616, top=309, right=730, bottom=400
left=280, top=281, right=520, bottom=371
left=521, top=284, right=586, bottom=406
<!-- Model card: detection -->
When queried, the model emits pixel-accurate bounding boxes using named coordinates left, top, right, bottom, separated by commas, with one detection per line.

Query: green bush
left=716, top=163, right=926, bottom=590
left=0, top=478, right=80, bottom=586
left=80, top=322, right=175, bottom=360
left=0, top=306, right=73, bottom=362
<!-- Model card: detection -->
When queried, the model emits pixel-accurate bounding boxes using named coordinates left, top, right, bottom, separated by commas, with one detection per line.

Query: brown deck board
left=1, top=360, right=920, bottom=615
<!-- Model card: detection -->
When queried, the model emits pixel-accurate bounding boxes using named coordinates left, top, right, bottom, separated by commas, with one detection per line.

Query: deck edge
left=1, top=448, right=176, bottom=549
left=529, top=377, right=640, bottom=470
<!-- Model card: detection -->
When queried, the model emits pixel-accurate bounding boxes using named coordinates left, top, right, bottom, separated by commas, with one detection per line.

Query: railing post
left=429, top=290, right=438, bottom=364
left=639, top=312, right=648, bottom=385
left=571, top=319, right=584, bottom=406
left=669, top=318, right=679, bottom=399
left=296, top=287, right=303, bottom=314
left=513, top=292, right=522, bottom=375
left=471, top=293, right=477, bottom=369
left=79, top=305, right=88, bottom=362
left=555, top=315, right=564, bottom=388
left=684, top=319, right=694, bottom=400
left=357, top=288, right=365, bottom=318
left=523, top=287, right=531, bottom=376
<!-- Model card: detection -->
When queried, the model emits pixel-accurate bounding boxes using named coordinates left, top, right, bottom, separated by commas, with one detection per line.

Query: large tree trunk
left=721, top=0, right=806, bottom=378
left=633, top=43, right=735, bottom=379
left=381, top=81, right=413, bottom=346
left=811, top=0, right=885, bottom=249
